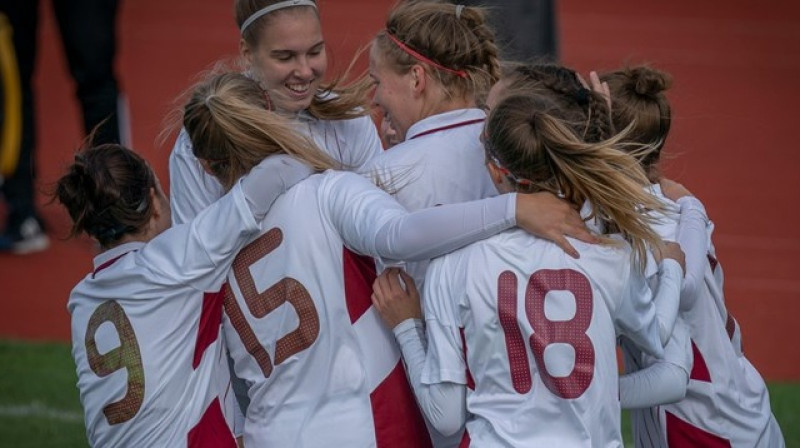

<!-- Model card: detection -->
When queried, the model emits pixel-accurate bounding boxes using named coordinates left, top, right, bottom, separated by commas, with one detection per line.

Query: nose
left=294, top=57, right=313, bottom=79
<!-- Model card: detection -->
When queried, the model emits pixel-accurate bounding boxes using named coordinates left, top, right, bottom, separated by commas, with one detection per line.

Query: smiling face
left=241, top=7, right=326, bottom=114
left=369, top=44, right=418, bottom=141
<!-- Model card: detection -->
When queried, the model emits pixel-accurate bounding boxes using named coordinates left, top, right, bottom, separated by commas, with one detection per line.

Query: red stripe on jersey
left=459, top=430, right=471, bottom=447
left=665, top=411, right=731, bottom=447
left=707, top=253, right=719, bottom=272
left=187, top=397, right=236, bottom=448
left=689, top=340, right=712, bottom=383
left=343, top=247, right=377, bottom=324
left=459, top=327, right=476, bottom=390
left=370, top=361, right=433, bottom=447
left=409, top=118, right=485, bottom=140
left=193, top=285, right=226, bottom=369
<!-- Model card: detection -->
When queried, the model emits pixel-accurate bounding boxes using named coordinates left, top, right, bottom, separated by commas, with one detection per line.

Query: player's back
left=67, top=184, right=260, bottom=447
left=365, top=108, right=497, bottom=290
left=69, top=244, right=236, bottom=447
left=222, top=171, right=431, bottom=447
left=424, top=229, right=664, bottom=447
left=642, top=188, right=784, bottom=446
left=661, top=264, right=782, bottom=447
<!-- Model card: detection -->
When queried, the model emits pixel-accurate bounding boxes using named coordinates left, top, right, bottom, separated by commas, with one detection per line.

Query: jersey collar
left=92, top=241, right=146, bottom=276
left=404, top=108, right=486, bottom=142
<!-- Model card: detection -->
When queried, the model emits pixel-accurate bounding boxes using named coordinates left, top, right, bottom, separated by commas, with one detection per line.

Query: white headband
left=240, top=0, right=317, bottom=34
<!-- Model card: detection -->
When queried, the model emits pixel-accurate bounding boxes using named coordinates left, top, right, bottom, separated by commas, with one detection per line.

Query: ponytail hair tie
left=455, top=4, right=465, bottom=19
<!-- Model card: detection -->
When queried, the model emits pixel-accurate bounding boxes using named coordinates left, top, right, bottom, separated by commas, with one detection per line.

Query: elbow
left=431, top=417, right=465, bottom=438
left=662, top=368, right=690, bottom=405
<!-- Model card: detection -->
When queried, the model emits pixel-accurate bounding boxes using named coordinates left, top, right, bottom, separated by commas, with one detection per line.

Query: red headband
left=385, top=31, right=468, bottom=79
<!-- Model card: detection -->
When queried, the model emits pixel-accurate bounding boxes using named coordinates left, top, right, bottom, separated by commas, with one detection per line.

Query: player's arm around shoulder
left=337, top=114, right=383, bottom=173
left=139, top=182, right=258, bottom=289
left=168, top=128, right=224, bottom=225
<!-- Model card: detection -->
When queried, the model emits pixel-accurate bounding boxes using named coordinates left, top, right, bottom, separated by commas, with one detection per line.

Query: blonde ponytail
left=183, top=72, right=336, bottom=190
left=487, top=93, right=665, bottom=266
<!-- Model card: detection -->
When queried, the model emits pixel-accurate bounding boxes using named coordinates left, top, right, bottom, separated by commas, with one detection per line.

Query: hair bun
left=628, top=66, right=672, bottom=97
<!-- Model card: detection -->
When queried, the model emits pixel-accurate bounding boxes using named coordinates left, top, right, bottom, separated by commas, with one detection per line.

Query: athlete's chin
left=279, top=94, right=315, bottom=114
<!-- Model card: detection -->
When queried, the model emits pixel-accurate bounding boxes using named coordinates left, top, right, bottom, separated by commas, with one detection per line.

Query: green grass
left=0, top=340, right=87, bottom=448
left=0, top=340, right=797, bottom=448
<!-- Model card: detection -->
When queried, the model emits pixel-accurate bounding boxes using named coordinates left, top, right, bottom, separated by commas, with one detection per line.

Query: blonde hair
left=486, top=92, right=665, bottom=266
left=373, top=1, right=500, bottom=100
left=235, top=0, right=372, bottom=121
left=183, top=72, right=336, bottom=190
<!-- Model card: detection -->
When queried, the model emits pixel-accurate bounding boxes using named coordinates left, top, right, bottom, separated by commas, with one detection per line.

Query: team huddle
left=54, top=0, right=785, bottom=447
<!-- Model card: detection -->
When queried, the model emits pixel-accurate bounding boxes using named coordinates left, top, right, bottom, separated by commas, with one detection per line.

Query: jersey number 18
left=497, top=268, right=595, bottom=399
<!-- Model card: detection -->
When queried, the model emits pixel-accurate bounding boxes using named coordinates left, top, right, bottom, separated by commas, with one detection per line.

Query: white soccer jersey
left=620, top=318, right=693, bottom=448
left=637, top=187, right=783, bottom=447
left=222, top=171, right=435, bottom=447
left=169, top=112, right=382, bottom=224
left=68, top=184, right=258, bottom=447
left=421, top=230, right=670, bottom=448
left=364, top=108, right=498, bottom=290
left=660, top=255, right=783, bottom=447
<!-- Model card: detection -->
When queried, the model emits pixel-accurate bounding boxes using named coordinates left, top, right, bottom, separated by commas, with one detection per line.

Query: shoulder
left=170, top=128, right=194, bottom=157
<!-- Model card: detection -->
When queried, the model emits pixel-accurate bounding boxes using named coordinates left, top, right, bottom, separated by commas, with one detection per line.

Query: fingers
left=589, top=71, right=611, bottom=110
left=576, top=72, right=589, bottom=89
left=553, top=235, right=580, bottom=259
left=398, top=269, right=419, bottom=299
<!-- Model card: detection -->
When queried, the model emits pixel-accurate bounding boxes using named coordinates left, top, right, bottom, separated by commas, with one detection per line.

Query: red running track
left=1, top=0, right=798, bottom=380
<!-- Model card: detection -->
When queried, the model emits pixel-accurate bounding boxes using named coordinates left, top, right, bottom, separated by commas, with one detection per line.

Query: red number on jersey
left=85, top=301, right=144, bottom=424
left=497, top=269, right=595, bottom=399
left=224, top=228, right=320, bottom=377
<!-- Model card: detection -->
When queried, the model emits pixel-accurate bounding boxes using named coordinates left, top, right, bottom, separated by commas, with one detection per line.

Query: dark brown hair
left=500, top=62, right=613, bottom=143
left=54, top=144, right=156, bottom=248
left=599, top=65, right=672, bottom=181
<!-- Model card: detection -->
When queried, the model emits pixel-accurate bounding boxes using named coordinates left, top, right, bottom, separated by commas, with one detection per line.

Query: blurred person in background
left=0, top=0, right=127, bottom=254
left=459, top=0, right=558, bottom=62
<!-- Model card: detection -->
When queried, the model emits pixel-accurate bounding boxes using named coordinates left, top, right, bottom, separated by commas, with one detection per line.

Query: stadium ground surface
left=0, top=0, right=798, bottom=444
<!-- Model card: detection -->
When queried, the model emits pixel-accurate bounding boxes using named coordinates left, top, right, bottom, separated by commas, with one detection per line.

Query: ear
left=147, top=187, right=163, bottom=229
left=486, top=161, right=507, bottom=186
left=409, top=64, right=426, bottom=96
left=240, top=38, right=252, bottom=64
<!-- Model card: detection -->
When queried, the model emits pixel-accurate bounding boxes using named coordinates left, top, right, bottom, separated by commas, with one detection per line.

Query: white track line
left=0, top=402, right=83, bottom=423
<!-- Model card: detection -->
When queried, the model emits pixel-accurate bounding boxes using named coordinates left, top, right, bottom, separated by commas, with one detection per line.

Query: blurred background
left=0, top=0, right=798, bottom=446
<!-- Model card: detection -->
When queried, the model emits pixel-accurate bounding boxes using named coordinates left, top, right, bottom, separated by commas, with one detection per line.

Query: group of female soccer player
left=53, top=1, right=785, bottom=447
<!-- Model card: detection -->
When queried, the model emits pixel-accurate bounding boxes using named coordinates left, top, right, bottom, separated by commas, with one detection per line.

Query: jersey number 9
left=85, top=301, right=145, bottom=425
